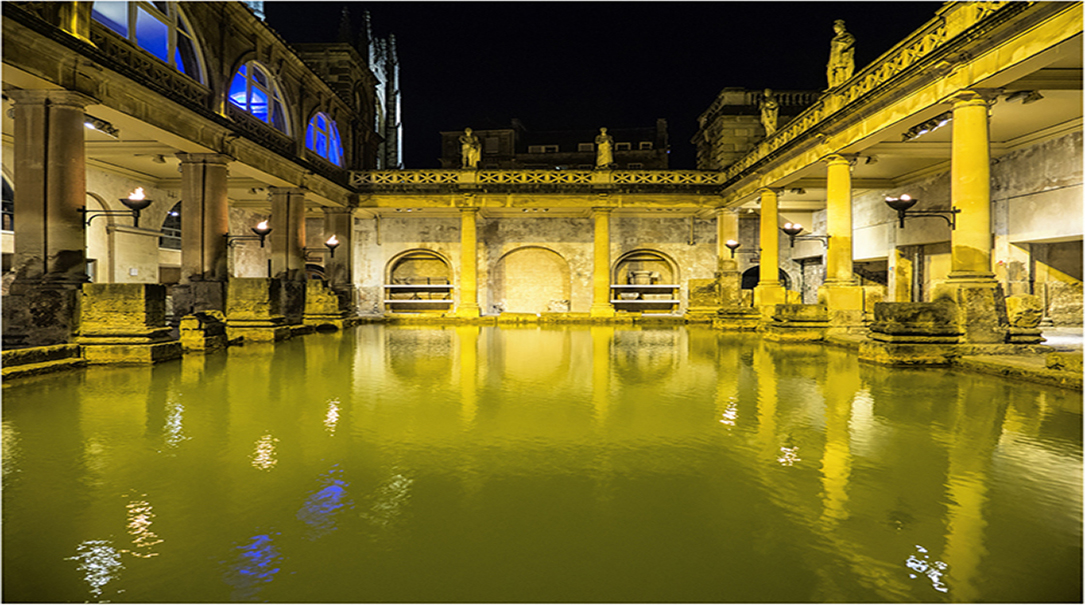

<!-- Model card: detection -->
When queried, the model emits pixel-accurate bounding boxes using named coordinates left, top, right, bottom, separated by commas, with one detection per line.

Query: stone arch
left=385, top=248, right=452, bottom=284
left=741, top=266, right=793, bottom=290
left=85, top=192, right=112, bottom=282
left=491, top=246, right=571, bottom=314
left=613, top=249, right=679, bottom=285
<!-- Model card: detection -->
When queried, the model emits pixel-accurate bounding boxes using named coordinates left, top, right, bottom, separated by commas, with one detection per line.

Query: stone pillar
left=172, top=153, right=231, bottom=316
left=455, top=207, right=481, bottom=318
left=933, top=90, right=1008, bottom=344
left=817, top=154, right=863, bottom=322
left=753, top=188, right=786, bottom=309
left=3, top=90, right=93, bottom=347
left=717, top=208, right=742, bottom=306
left=269, top=187, right=307, bottom=280
left=889, top=246, right=914, bottom=303
left=590, top=208, right=616, bottom=318
left=322, top=207, right=354, bottom=292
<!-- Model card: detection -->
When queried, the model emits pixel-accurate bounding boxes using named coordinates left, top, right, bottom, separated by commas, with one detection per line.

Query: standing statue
left=594, top=127, right=614, bottom=168
left=760, top=88, right=779, bottom=136
left=826, top=19, right=855, bottom=89
left=459, top=128, right=481, bottom=169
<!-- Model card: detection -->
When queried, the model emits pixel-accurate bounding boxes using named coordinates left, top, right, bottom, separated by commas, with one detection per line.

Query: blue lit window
left=230, top=62, right=288, bottom=133
left=91, top=1, right=204, bottom=83
left=306, top=112, right=343, bottom=166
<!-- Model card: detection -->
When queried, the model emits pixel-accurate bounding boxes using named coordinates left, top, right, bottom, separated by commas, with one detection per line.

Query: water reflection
left=906, top=544, right=950, bottom=593
left=298, top=466, right=352, bottom=539
left=67, top=540, right=124, bottom=599
left=225, top=533, right=282, bottom=600
left=324, top=399, right=341, bottom=434
left=163, top=398, right=188, bottom=449
left=363, top=471, right=413, bottom=529
left=121, top=495, right=163, bottom=558
left=251, top=434, right=279, bottom=470
left=2, top=420, right=18, bottom=483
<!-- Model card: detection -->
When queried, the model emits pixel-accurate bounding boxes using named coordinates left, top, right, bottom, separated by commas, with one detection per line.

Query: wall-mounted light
left=901, top=112, right=952, bottom=142
left=724, top=239, right=741, bottom=258
left=780, top=223, right=829, bottom=248
left=305, top=235, right=341, bottom=259
left=83, top=114, right=119, bottom=138
left=884, top=194, right=959, bottom=229
left=226, top=220, right=272, bottom=247
left=79, top=188, right=153, bottom=227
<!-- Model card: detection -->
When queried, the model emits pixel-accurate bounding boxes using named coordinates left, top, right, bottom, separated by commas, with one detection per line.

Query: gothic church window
left=91, top=1, right=204, bottom=82
left=229, top=61, right=288, bottom=132
left=306, top=112, right=344, bottom=166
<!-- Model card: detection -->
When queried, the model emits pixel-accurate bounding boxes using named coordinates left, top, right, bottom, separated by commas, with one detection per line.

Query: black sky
left=264, top=2, right=940, bottom=169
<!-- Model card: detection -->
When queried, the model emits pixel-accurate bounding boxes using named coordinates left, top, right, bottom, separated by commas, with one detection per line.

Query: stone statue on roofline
left=760, top=88, right=779, bottom=136
left=460, top=128, right=481, bottom=169
left=595, top=127, right=614, bottom=169
left=826, top=19, right=855, bottom=89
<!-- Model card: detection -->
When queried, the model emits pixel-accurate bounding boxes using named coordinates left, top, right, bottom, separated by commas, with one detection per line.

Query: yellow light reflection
left=905, top=544, right=949, bottom=594
left=2, top=421, right=18, bottom=481
left=324, top=399, right=340, bottom=434
left=120, top=496, right=163, bottom=558
left=251, top=435, right=279, bottom=470
left=719, top=399, right=739, bottom=427
left=164, top=399, right=187, bottom=448
left=66, top=540, right=124, bottom=598
left=777, top=445, right=801, bottom=466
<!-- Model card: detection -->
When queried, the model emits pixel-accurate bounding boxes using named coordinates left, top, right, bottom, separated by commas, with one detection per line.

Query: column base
left=589, top=304, right=617, bottom=318
left=932, top=277, right=1009, bottom=344
left=818, top=284, right=865, bottom=327
left=454, top=305, right=481, bottom=318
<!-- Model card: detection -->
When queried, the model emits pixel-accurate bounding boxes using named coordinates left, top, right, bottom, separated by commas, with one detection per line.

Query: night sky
left=264, top=2, right=939, bottom=169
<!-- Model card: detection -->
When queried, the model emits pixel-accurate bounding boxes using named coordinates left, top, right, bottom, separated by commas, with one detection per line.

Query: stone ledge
left=957, top=355, right=1083, bottom=391
left=2, top=343, right=82, bottom=366
left=82, top=341, right=182, bottom=365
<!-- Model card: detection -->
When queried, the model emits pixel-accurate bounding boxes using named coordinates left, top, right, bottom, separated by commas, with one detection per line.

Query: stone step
left=2, top=344, right=86, bottom=380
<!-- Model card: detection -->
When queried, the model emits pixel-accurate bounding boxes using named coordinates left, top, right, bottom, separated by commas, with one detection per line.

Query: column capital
left=7, top=89, right=95, bottom=109
left=947, top=89, right=998, bottom=107
left=755, top=187, right=780, bottom=198
left=590, top=207, right=614, bottom=216
left=822, top=153, right=855, bottom=167
left=458, top=206, right=480, bottom=215
left=175, top=152, right=233, bottom=166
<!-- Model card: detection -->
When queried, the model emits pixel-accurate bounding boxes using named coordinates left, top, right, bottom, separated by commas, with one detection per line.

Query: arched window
left=159, top=201, right=181, bottom=250
left=229, top=61, right=288, bottom=132
left=306, top=112, right=344, bottom=166
left=91, top=1, right=204, bottom=83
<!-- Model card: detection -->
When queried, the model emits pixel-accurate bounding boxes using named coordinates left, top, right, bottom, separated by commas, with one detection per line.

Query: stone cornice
left=350, top=169, right=728, bottom=197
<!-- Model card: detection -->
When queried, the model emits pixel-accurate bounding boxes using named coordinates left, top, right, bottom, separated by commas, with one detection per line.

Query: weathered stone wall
left=229, top=207, right=271, bottom=278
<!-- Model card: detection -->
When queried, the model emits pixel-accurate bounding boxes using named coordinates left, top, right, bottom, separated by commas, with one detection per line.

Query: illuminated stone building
left=0, top=1, right=1081, bottom=370
left=438, top=120, right=670, bottom=170
left=694, top=88, right=819, bottom=171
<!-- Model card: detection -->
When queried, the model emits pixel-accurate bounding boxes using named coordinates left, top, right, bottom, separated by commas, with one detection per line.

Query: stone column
left=455, top=207, right=481, bottom=318
left=817, top=154, right=863, bottom=321
left=933, top=90, right=1007, bottom=343
left=3, top=90, right=93, bottom=346
left=590, top=208, right=616, bottom=318
left=269, top=187, right=307, bottom=280
left=947, top=91, right=996, bottom=283
left=889, top=246, right=914, bottom=302
left=176, top=153, right=231, bottom=283
left=322, top=207, right=354, bottom=290
left=717, top=208, right=741, bottom=305
left=269, top=187, right=307, bottom=326
left=753, top=188, right=786, bottom=308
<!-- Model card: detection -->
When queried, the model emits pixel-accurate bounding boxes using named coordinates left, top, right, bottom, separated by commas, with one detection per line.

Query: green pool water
left=3, top=325, right=1081, bottom=602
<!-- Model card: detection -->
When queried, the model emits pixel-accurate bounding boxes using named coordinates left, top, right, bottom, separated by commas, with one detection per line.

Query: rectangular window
left=528, top=145, right=545, bottom=154
left=544, top=145, right=559, bottom=153
left=249, top=88, right=269, bottom=120
left=485, top=137, right=499, bottom=155
left=639, top=142, right=653, bottom=150
left=135, top=6, right=169, bottom=62
left=92, top=1, right=128, bottom=37
left=578, top=143, right=594, bottom=152
left=616, top=142, right=632, bottom=151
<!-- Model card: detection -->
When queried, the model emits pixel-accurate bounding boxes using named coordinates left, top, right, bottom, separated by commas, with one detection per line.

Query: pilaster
left=590, top=208, right=616, bottom=318
left=455, top=207, right=481, bottom=318
left=753, top=188, right=786, bottom=309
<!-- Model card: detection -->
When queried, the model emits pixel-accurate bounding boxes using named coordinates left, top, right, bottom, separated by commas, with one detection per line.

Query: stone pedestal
left=685, top=278, right=719, bottom=323
left=762, top=304, right=829, bottom=342
left=225, top=277, right=291, bottom=342
left=3, top=281, right=83, bottom=347
left=169, top=281, right=227, bottom=319
left=303, top=279, right=354, bottom=330
left=1005, top=294, right=1044, bottom=344
left=179, top=310, right=228, bottom=352
left=76, top=283, right=182, bottom=364
left=859, top=300, right=962, bottom=365
left=713, top=305, right=761, bottom=331
left=818, top=284, right=865, bottom=328
left=932, top=280, right=1009, bottom=344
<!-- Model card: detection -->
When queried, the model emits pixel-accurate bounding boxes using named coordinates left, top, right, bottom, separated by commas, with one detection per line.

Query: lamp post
left=226, top=220, right=273, bottom=247
left=780, top=223, right=829, bottom=248
left=724, top=239, right=741, bottom=258
left=884, top=195, right=959, bottom=229
left=304, top=235, right=341, bottom=259
left=79, top=188, right=154, bottom=227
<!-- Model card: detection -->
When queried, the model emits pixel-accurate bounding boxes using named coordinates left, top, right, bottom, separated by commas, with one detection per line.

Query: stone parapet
left=713, top=306, right=760, bottom=331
